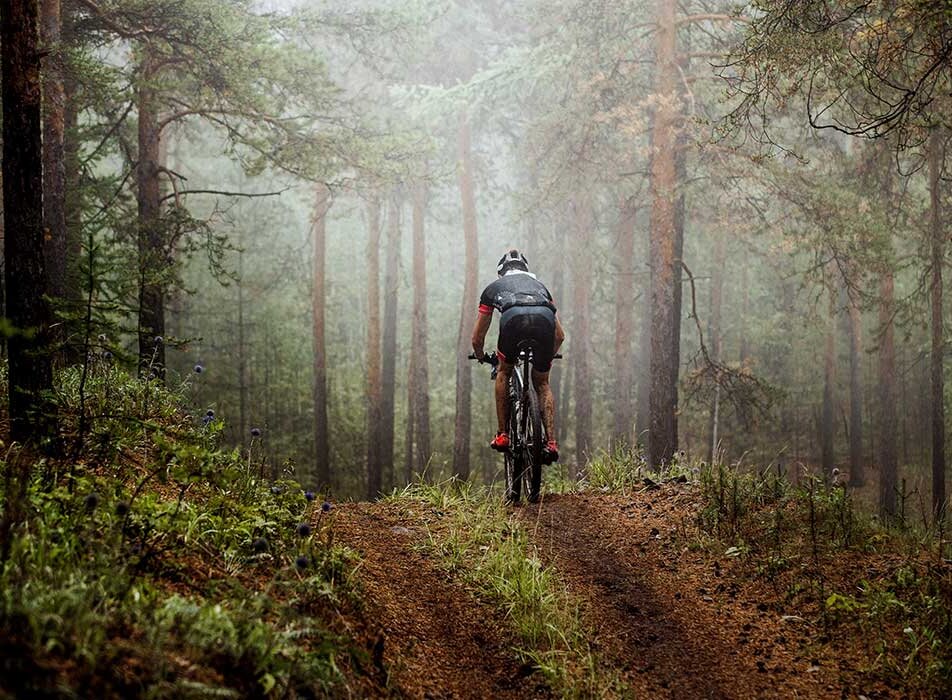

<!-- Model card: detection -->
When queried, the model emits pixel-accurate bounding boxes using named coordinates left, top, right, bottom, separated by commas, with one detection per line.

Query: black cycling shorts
left=497, top=306, right=556, bottom=372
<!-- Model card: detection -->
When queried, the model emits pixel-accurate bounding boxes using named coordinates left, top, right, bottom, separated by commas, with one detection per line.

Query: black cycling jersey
left=478, top=271, right=556, bottom=316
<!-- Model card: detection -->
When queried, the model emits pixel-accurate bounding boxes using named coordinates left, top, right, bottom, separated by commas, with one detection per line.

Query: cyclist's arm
left=471, top=309, right=493, bottom=359
left=554, top=314, right=565, bottom=354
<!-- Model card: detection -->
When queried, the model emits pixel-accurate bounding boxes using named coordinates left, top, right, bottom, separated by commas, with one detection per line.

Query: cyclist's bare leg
left=495, top=360, right=514, bottom=433
left=531, top=369, right=555, bottom=439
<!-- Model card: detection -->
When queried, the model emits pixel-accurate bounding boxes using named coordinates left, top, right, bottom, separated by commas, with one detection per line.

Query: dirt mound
left=520, top=490, right=889, bottom=699
left=334, top=502, right=550, bottom=699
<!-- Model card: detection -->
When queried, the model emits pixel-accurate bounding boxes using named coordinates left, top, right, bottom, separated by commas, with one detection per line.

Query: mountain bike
left=470, top=345, right=561, bottom=504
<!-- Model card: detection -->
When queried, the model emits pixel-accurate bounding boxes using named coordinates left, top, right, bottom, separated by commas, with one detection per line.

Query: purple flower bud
left=250, top=427, right=261, bottom=438
left=115, top=501, right=130, bottom=516
left=296, top=523, right=312, bottom=537
left=202, top=415, right=213, bottom=426
left=206, top=409, right=215, bottom=418
left=295, top=555, right=308, bottom=570
left=321, top=501, right=332, bottom=513
left=253, top=537, right=269, bottom=553
left=194, top=364, right=204, bottom=374
left=84, top=493, right=99, bottom=511
left=102, top=351, right=113, bottom=360
left=304, top=491, right=315, bottom=502
left=154, top=336, right=164, bottom=345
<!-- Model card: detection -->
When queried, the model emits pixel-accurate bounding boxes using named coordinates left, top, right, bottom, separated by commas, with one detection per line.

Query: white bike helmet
left=496, top=249, right=529, bottom=276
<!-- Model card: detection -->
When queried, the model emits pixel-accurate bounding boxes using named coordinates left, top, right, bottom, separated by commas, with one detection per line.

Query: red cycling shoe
left=543, top=440, right=560, bottom=464
left=490, top=432, right=510, bottom=451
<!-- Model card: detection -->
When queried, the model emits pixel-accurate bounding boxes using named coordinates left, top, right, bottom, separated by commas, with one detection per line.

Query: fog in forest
left=6, top=0, right=949, bottom=514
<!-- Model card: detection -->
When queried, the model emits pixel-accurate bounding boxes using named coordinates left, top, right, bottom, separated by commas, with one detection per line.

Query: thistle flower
left=296, top=523, right=312, bottom=537
left=321, top=501, right=332, bottom=513
left=202, top=414, right=213, bottom=426
left=295, top=555, right=308, bottom=570
left=206, top=409, right=215, bottom=418
left=253, top=537, right=269, bottom=553
left=304, top=490, right=315, bottom=502
left=250, top=427, right=261, bottom=438
left=153, top=336, right=164, bottom=345
left=84, top=493, right=99, bottom=511
left=98, top=333, right=108, bottom=343
left=194, top=364, right=204, bottom=374
left=102, top=351, right=113, bottom=360
left=115, top=501, right=130, bottom=517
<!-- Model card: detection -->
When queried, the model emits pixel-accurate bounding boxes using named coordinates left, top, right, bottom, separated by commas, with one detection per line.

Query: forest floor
left=332, top=481, right=946, bottom=699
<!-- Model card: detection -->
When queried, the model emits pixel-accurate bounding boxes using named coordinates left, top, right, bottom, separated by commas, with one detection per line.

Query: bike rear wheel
left=504, top=379, right=523, bottom=504
left=522, top=382, right=543, bottom=503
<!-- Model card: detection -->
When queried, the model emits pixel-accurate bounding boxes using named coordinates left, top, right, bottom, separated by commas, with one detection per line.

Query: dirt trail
left=521, top=490, right=874, bottom=699
left=334, top=502, right=549, bottom=700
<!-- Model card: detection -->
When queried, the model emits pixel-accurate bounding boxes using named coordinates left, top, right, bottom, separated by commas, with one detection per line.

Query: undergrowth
left=389, top=478, right=625, bottom=699
left=578, top=447, right=952, bottom=695
left=0, top=363, right=362, bottom=699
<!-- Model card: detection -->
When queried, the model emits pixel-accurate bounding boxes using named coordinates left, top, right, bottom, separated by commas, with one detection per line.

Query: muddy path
left=333, top=502, right=550, bottom=700
left=520, top=490, right=878, bottom=699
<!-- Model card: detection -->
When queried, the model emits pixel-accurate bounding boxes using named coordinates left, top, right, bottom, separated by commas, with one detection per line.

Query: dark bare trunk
left=453, top=114, right=479, bottom=480
left=706, top=230, right=726, bottom=464
left=846, top=282, right=864, bottom=486
left=379, top=190, right=401, bottom=494
left=311, top=184, right=331, bottom=489
left=647, top=0, right=678, bottom=467
left=612, top=196, right=637, bottom=448
left=820, top=292, right=836, bottom=477
left=879, top=267, right=898, bottom=517
left=550, top=219, right=568, bottom=441
left=3, top=0, right=54, bottom=442
left=410, top=179, right=431, bottom=473
left=136, top=53, right=165, bottom=378
left=366, top=195, right=384, bottom=490
left=929, top=129, right=946, bottom=522
left=41, top=0, right=68, bottom=316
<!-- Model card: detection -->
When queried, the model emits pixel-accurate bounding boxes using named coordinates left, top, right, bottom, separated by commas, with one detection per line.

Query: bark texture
left=846, top=283, right=865, bottom=486
left=647, top=0, right=679, bottom=467
left=366, top=195, right=384, bottom=491
left=612, top=196, right=637, bottom=448
left=311, top=184, right=332, bottom=489
left=928, top=130, right=946, bottom=521
left=379, top=191, right=401, bottom=494
left=3, top=0, right=54, bottom=442
left=410, top=179, right=431, bottom=475
left=878, top=267, right=898, bottom=517
left=136, top=52, right=165, bottom=378
left=41, top=0, right=68, bottom=309
left=820, top=292, right=836, bottom=477
left=453, top=114, right=479, bottom=480
left=572, top=195, right=594, bottom=471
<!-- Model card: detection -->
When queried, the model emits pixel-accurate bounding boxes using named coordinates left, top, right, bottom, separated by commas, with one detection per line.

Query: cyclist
left=470, top=249, right=565, bottom=463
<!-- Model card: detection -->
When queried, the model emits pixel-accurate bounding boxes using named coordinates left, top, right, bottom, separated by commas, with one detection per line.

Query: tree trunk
left=706, top=230, right=726, bottom=464
left=846, top=282, right=864, bottom=486
left=3, top=0, right=54, bottom=443
left=311, top=184, right=332, bottom=489
left=41, top=0, right=68, bottom=315
left=136, top=52, right=165, bottom=379
left=366, top=195, right=384, bottom=491
left=820, top=292, right=836, bottom=477
left=237, top=244, right=247, bottom=450
left=453, top=113, right=479, bottom=480
left=879, top=266, right=898, bottom=517
left=612, top=196, right=637, bottom=448
left=379, top=190, right=401, bottom=495
left=550, top=218, right=568, bottom=441
left=410, top=178, right=431, bottom=473
left=62, top=8, right=82, bottom=311
left=929, top=129, right=946, bottom=522
left=572, top=194, right=593, bottom=472
left=647, top=0, right=678, bottom=468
